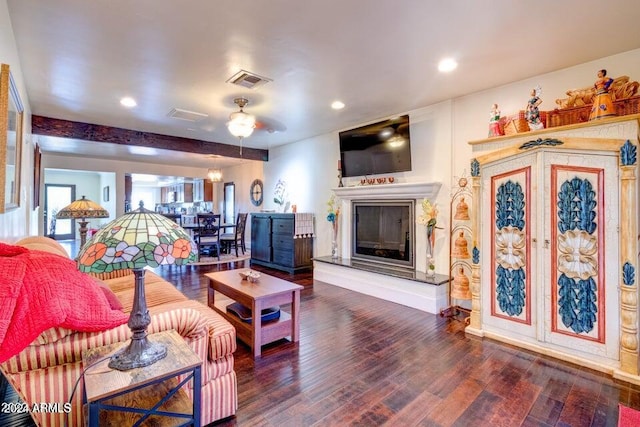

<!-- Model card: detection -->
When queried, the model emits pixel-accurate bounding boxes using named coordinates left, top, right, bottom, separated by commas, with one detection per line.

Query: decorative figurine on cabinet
left=525, top=86, right=544, bottom=131
left=488, top=103, right=504, bottom=137
left=589, top=69, right=617, bottom=120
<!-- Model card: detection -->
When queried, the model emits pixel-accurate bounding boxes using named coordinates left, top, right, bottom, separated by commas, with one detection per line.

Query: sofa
left=0, top=236, right=237, bottom=427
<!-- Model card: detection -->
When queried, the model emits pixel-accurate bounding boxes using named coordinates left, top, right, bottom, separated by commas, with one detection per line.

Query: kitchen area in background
left=129, top=174, right=217, bottom=227
left=40, top=157, right=264, bottom=245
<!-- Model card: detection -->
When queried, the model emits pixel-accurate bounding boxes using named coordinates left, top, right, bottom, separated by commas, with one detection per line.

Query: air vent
left=167, top=108, right=209, bottom=122
left=226, top=69, right=272, bottom=89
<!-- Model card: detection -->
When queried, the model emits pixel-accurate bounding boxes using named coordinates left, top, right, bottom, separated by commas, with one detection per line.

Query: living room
left=3, top=1, right=640, bottom=426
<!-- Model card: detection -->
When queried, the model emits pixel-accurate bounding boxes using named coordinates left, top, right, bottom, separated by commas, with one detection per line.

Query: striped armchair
left=0, top=237, right=237, bottom=427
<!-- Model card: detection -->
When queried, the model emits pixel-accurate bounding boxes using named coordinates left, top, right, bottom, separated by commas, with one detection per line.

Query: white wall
left=0, top=0, right=34, bottom=242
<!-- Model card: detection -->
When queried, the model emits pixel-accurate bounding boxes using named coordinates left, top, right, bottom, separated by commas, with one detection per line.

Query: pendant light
left=207, top=155, right=223, bottom=182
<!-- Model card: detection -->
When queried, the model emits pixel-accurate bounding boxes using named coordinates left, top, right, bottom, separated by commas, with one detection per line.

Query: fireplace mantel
left=333, top=181, right=442, bottom=200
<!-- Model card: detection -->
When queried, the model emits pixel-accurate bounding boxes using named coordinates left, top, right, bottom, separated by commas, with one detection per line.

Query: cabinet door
left=203, top=180, right=213, bottom=202
left=184, top=183, right=194, bottom=203
left=251, top=216, right=272, bottom=262
left=542, top=152, right=619, bottom=360
left=481, top=153, right=538, bottom=340
left=193, top=180, right=202, bottom=202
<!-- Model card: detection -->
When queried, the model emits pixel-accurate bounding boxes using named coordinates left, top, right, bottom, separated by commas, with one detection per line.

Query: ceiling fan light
left=227, top=111, right=256, bottom=138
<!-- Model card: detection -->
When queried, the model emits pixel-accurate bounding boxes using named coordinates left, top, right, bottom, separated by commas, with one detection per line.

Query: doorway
left=45, top=184, right=76, bottom=240
left=224, top=182, right=235, bottom=224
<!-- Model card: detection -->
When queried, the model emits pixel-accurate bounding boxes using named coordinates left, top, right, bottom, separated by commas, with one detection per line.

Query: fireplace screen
left=352, top=200, right=414, bottom=269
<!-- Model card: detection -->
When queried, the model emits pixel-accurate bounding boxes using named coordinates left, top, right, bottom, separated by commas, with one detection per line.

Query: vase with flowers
left=417, top=198, right=440, bottom=276
left=327, top=195, right=340, bottom=259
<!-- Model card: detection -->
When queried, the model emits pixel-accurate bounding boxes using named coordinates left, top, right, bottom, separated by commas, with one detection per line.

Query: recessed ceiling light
left=120, top=96, right=137, bottom=108
left=438, top=58, right=458, bottom=73
left=331, top=101, right=345, bottom=110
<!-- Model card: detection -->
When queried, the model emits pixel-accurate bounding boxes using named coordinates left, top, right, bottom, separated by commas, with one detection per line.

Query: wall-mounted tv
left=339, top=114, right=412, bottom=177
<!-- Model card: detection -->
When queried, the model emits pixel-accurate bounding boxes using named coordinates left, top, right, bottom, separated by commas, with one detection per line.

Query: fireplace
left=352, top=200, right=414, bottom=270
left=313, top=181, right=447, bottom=314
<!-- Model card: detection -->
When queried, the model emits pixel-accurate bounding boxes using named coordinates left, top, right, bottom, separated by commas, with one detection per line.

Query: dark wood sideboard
left=250, top=213, right=313, bottom=273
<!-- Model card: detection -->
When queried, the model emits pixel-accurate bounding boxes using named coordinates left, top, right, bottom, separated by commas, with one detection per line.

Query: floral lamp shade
left=77, top=202, right=196, bottom=273
left=76, top=202, right=195, bottom=370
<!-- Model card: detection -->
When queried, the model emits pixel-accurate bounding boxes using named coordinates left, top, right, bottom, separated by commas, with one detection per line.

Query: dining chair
left=220, top=213, right=248, bottom=257
left=162, top=212, right=182, bottom=225
left=195, top=213, right=221, bottom=261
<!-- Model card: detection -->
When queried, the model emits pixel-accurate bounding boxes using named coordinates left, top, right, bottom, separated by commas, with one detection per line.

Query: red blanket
left=0, top=243, right=128, bottom=363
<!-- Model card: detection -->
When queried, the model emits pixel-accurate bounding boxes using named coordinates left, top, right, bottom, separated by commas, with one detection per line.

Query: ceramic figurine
left=526, top=87, right=544, bottom=130
left=488, top=104, right=504, bottom=137
left=589, top=69, right=617, bottom=120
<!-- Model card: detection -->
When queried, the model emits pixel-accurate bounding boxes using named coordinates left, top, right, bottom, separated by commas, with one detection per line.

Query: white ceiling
left=7, top=0, right=640, bottom=168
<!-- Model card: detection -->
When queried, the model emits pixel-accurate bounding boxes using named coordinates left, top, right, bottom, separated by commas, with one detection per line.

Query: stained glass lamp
left=56, top=196, right=109, bottom=247
left=76, top=201, right=196, bottom=370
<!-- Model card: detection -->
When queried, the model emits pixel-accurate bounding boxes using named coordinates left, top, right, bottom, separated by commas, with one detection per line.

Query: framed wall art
left=0, top=63, right=24, bottom=213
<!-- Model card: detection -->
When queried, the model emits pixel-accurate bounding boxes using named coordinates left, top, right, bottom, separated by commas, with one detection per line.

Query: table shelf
left=212, top=299, right=293, bottom=347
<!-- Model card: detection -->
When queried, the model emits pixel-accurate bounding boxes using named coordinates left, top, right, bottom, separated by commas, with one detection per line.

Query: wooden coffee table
left=206, top=269, right=303, bottom=357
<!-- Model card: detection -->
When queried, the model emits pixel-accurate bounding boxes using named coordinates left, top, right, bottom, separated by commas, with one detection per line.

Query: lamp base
left=108, top=337, right=167, bottom=371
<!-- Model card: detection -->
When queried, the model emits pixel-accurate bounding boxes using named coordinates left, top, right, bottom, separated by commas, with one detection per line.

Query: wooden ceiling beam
left=31, top=115, right=269, bottom=161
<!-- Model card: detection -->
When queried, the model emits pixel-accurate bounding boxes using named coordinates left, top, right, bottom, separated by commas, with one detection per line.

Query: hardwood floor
left=155, top=261, right=640, bottom=427
left=3, top=244, right=638, bottom=426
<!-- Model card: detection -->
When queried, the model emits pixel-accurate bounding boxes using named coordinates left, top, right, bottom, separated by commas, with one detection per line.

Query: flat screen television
left=339, top=115, right=412, bottom=177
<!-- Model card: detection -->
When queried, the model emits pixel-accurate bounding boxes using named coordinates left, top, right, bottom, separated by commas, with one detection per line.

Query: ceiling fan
left=227, top=97, right=286, bottom=136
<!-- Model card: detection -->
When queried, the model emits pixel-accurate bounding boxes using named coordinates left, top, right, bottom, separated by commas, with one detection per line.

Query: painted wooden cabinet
left=465, top=115, right=640, bottom=380
left=479, top=148, right=619, bottom=361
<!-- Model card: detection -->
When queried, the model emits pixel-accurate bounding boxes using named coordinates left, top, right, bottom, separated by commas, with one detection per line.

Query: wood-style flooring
left=2, top=243, right=639, bottom=427
left=156, top=261, right=640, bottom=427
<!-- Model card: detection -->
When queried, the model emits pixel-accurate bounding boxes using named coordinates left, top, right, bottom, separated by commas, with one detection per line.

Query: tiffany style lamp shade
left=76, top=202, right=196, bottom=370
left=55, top=196, right=109, bottom=247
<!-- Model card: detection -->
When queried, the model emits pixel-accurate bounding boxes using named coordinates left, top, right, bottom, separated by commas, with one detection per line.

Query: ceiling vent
left=226, top=69, right=272, bottom=89
left=167, top=108, right=209, bottom=122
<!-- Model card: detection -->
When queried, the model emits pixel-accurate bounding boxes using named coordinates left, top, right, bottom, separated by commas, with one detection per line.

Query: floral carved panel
left=550, top=165, right=605, bottom=343
left=490, top=167, right=531, bottom=324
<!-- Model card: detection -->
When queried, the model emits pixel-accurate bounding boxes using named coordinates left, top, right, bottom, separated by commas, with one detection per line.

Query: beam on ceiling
left=31, top=115, right=269, bottom=161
